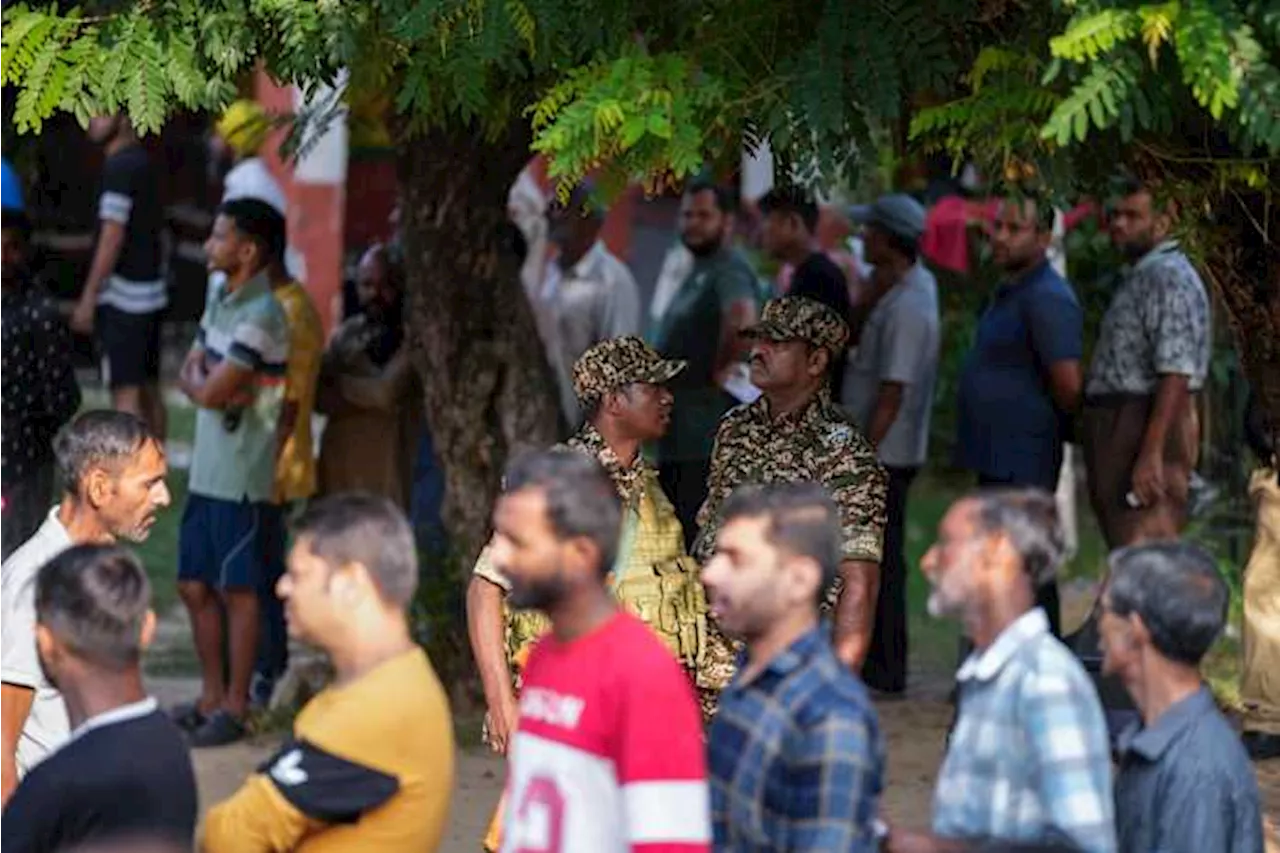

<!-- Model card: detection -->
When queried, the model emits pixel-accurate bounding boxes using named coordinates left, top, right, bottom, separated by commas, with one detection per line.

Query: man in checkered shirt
left=886, top=489, right=1116, bottom=853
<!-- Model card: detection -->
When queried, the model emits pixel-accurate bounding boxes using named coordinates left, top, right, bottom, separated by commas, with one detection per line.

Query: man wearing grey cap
left=844, top=193, right=940, bottom=695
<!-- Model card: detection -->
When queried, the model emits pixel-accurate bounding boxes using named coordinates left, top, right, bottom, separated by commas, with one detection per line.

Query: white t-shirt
left=1, top=508, right=73, bottom=774
left=222, top=157, right=286, bottom=215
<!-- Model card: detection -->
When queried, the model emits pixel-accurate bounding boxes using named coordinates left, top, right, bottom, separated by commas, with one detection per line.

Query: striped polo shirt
left=188, top=270, right=289, bottom=504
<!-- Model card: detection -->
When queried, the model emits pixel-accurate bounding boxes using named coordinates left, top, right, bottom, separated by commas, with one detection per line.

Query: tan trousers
left=1242, top=466, right=1280, bottom=735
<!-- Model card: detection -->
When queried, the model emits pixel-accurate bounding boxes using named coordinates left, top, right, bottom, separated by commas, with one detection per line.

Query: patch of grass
left=135, top=469, right=188, bottom=617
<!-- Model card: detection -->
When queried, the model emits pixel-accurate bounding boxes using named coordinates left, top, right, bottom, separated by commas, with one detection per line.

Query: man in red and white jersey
left=490, top=448, right=711, bottom=853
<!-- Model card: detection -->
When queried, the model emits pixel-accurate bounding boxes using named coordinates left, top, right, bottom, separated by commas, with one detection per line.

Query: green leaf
left=1050, top=9, right=1139, bottom=62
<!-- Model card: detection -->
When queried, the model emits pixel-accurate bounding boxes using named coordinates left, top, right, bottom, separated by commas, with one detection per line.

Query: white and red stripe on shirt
left=501, top=611, right=710, bottom=853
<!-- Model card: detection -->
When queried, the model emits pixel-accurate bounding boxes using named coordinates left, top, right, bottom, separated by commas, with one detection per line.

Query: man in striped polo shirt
left=172, top=198, right=290, bottom=748
left=71, top=115, right=169, bottom=440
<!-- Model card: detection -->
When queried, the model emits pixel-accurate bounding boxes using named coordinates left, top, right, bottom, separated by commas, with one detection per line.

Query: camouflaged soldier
left=694, top=296, right=888, bottom=702
left=465, top=336, right=710, bottom=851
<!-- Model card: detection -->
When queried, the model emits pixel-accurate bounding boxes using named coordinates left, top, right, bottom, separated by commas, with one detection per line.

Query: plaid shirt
left=708, top=627, right=884, bottom=851
left=934, top=609, right=1116, bottom=853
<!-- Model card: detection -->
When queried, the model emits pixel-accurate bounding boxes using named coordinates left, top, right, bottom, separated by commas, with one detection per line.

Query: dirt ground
left=150, top=674, right=1279, bottom=852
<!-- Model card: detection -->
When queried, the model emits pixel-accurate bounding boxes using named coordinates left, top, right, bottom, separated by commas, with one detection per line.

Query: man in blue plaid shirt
left=704, top=482, right=885, bottom=851
left=887, top=489, right=1115, bottom=853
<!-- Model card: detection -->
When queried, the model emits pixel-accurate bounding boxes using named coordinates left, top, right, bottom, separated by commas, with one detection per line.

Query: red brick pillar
left=255, top=70, right=348, bottom=337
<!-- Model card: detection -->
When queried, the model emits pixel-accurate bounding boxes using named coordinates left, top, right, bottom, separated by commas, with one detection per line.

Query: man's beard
left=507, top=573, right=569, bottom=612
left=681, top=231, right=725, bottom=258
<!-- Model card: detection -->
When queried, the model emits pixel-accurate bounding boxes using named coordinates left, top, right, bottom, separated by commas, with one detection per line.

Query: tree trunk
left=394, top=119, right=562, bottom=568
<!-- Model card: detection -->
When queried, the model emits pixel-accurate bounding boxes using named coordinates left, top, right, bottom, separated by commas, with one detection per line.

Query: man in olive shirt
left=649, top=179, right=760, bottom=545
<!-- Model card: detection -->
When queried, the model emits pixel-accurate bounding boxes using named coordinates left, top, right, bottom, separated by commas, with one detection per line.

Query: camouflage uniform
left=692, top=296, right=889, bottom=713
left=473, top=336, right=710, bottom=727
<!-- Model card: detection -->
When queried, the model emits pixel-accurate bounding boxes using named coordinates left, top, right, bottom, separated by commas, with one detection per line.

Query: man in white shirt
left=0, top=411, right=170, bottom=803
left=538, top=184, right=641, bottom=425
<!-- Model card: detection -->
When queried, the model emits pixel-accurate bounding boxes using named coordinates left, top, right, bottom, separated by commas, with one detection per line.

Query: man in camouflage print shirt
left=466, top=336, right=709, bottom=852
left=694, top=296, right=888, bottom=704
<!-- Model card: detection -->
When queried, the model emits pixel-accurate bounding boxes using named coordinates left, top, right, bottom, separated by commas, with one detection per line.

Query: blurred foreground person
left=203, top=494, right=454, bottom=852
left=887, top=490, right=1115, bottom=853
left=3, top=545, right=196, bottom=853
left=704, top=482, right=884, bottom=850
left=1102, top=542, right=1262, bottom=853
left=491, top=449, right=709, bottom=851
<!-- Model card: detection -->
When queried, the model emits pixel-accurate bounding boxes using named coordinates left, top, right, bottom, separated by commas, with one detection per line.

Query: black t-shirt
left=99, top=145, right=163, bottom=282
left=2, top=707, right=197, bottom=853
left=789, top=253, right=853, bottom=401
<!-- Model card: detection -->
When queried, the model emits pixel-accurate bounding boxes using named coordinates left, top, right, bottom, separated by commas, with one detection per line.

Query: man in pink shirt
left=489, top=448, right=711, bottom=852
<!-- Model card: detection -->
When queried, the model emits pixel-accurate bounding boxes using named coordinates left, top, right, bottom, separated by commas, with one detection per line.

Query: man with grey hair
left=886, top=489, right=1115, bottom=853
left=1, top=410, right=170, bottom=804
left=1101, top=542, right=1262, bottom=853
left=704, top=482, right=884, bottom=850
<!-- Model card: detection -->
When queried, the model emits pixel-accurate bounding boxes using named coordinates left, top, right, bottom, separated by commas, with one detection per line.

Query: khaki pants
left=1083, top=393, right=1199, bottom=549
left=1242, top=466, right=1280, bottom=735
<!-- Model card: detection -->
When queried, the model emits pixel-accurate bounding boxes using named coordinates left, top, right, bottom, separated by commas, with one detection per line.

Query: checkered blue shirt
left=934, top=608, right=1117, bottom=853
left=708, top=627, right=884, bottom=851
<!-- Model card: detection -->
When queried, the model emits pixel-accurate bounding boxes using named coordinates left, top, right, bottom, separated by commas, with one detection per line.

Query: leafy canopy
left=3, top=0, right=970, bottom=194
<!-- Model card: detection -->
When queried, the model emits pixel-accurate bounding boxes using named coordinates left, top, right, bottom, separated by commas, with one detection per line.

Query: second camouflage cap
left=572, top=336, right=687, bottom=402
left=741, top=295, right=851, bottom=353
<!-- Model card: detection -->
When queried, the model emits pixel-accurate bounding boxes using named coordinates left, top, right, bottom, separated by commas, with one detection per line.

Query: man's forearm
left=80, top=224, right=125, bottom=303
left=832, top=559, right=879, bottom=668
left=867, top=384, right=904, bottom=447
left=1, top=683, right=35, bottom=805
left=466, top=577, right=514, bottom=709
left=1141, top=374, right=1191, bottom=456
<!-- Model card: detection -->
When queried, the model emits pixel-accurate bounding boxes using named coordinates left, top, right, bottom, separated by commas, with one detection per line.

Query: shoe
left=188, top=710, right=248, bottom=748
left=249, top=673, right=276, bottom=711
left=1242, top=730, right=1280, bottom=762
left=169, top=701, right=208, bottom=733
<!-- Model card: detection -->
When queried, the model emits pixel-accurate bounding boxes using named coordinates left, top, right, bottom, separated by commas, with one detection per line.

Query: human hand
left=486, top=691, right=520, bottom=756
left=70, top=297, right=96, bottom=335
left=1130, top=448, right=1166, bottom=508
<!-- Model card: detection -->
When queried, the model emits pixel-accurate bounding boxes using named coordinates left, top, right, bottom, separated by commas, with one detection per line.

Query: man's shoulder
left=103, top=145, right=153, bottom=183
left=716, top=399, right=762, bottom=433
left=816, top=403, right=878, bottom=454
left=1012, top=632, right=1102, bottom=703
left=3, top=517, right=70, bottom=583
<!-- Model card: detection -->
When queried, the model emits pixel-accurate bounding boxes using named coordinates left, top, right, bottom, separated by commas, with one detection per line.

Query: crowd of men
left=0, top=102, right=1276, bottom=852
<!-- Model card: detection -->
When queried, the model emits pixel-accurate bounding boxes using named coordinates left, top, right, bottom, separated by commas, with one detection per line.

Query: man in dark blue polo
left=955, top=193, right=1082, bottom=635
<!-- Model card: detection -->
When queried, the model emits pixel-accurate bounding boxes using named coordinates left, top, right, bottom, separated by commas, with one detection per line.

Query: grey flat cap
left=848, top=193, right=928, bottom=245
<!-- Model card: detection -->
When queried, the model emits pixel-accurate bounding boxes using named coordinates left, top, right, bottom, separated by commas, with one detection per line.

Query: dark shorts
left=97, top=305, right=162, bottom=389
left=178, top=495, right=282, bottom=590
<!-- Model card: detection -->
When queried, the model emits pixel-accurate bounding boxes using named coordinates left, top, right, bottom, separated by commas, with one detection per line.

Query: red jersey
left=500, top=610, right=711, bottom=853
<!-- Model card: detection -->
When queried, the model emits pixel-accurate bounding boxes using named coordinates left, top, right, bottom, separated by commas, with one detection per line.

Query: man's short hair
left=685, top=177, right=736, bottom=214
left=759, top=186, right=819, bottom=233
left=1000, top=190, right=1056, bottom=233
left=502, top=448, right=622, bottom=575
left=969, top=488, right=1067, bottom=587
left=293, top=493, right=419, bottom=607
left=36, top=544, right=151, bottom=671
left=53, top=410, right=157, bottom=496
left=1106, top=541, right=1227, bottom=666
left=218, top=198, right=287, bottom=263
left=2, top=207, right=32, bottom=242
left=720, top=482, right=841, bottom=598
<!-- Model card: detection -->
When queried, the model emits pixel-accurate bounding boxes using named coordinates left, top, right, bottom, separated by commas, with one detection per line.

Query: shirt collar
left=753, top=386, right=833, bottom=429
left=732, top=626, right=826, bottom=691
left=218, top=269, right=271, bottom=305
left=997, top=258, right=1051, bottom=297
left=67, top=697, right=158, bottom=744
left=1116, top=684, right=1216, bottom=761
left=956, top=608, right=1049, bottom=683
left=36, top=505, right=73, bottom=550
left=565, top=241, right=607, bottom=280
left=1131, top=239, right=1180, bottom=274
left=563, top=422, right=649, bottom=508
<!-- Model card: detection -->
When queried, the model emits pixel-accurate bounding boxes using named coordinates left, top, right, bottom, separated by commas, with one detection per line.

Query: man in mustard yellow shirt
left=202, top=494, right=454, bottom=852
left=253, top=251, right=324, bottom=707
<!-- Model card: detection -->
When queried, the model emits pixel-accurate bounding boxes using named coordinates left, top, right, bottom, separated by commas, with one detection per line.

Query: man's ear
left=35, top=624, right=58, bottom=670
left=1127, top=611, right=1152, bottom=647
left=807, top=345, right=831, bottom=378
left=139, top=610, right=158, bottom=652
left=84, top=466, right=112, bottom=509
left=566, top=535, right=604, bottom=576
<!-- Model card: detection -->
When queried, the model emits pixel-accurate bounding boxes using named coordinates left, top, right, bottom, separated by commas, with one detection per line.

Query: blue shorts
left=178, top=495, right=283, bottom=591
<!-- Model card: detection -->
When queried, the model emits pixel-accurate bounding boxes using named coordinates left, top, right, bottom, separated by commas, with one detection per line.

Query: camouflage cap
left=572, top=336, right=687, bottom=403
left=741, top=295, right=851, bottom=353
